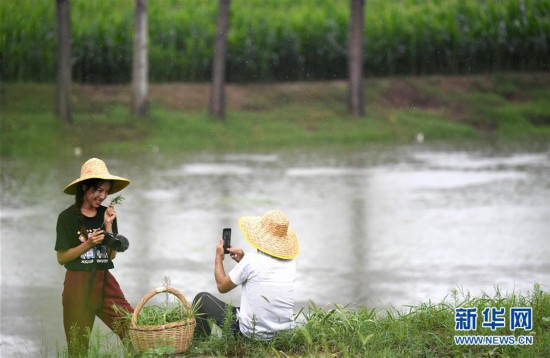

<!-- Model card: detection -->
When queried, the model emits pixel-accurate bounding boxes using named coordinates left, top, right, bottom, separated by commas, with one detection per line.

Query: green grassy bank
left=2, top=73, right=550, bottom=159
left=57, top=285, right=549, bottom=357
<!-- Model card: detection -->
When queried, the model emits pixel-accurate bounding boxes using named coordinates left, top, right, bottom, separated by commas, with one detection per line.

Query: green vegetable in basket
left=113, top=297, right=200, bottom=326
left=137, top=301, right=193, bottom=325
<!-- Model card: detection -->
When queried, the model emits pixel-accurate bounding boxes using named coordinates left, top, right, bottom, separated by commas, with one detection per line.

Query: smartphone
left=222, top=228, right=231, bottom=254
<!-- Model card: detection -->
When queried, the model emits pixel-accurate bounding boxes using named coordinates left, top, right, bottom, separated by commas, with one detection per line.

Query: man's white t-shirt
left=228, top=251, right=296, bottom=339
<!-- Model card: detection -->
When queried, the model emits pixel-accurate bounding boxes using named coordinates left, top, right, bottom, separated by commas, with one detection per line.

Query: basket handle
left=131, top=287, right=193, bottom=328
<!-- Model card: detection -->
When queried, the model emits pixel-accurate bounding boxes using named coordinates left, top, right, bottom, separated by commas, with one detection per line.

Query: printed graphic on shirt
left=77, top=229, right=90, bottom=243
left=77, top=229, right=110, bottom=265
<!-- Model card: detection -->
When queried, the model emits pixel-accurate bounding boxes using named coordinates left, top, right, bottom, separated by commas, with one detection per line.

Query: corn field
left=1, top=0, right=549, bottom=83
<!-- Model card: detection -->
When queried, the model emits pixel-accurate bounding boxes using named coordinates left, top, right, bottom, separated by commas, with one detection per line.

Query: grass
left=54, top=284, right=549, bottom=357
left=1, top=73, right=550, bottom=160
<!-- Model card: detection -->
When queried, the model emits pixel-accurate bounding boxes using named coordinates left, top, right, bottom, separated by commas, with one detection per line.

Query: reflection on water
left=1, top=143, right=549, bottom=355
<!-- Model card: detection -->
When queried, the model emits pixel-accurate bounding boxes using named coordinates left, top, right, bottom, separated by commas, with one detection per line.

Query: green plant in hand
left=100, top=195, right=125, bottom=231
left=110, top=195, right=125, bottom=205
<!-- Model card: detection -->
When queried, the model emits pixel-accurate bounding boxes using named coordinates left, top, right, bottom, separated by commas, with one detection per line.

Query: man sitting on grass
left=193, top=210, right=300, bottom=339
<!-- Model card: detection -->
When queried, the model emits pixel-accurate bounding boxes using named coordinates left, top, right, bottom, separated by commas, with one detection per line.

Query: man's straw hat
left=63, top=158, right=130, bottom=195
left=238, top=210, right=299, bottom=260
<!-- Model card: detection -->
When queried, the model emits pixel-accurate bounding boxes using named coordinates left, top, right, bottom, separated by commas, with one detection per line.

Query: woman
left=55, top=158, right=133, bottom=355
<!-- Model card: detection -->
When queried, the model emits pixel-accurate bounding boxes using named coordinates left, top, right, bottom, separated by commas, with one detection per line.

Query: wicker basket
left=129, top=287, right=196, bottom=354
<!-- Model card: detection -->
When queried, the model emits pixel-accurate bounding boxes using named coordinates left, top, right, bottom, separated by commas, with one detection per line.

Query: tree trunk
left=132, top=0, right=148, bottom=117
left=56, top=0, right=72, bottom=125
left=209, top=0, right=230, bottom=119
left=348, top=0, right=365, bottom=117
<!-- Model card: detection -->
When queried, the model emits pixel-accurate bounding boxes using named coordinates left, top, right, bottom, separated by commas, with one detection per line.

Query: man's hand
left=215, top=239, right=237, bottom=293
left=216, top=239, right=225, bottom=261
left=227, top=247, right=244, bottom=263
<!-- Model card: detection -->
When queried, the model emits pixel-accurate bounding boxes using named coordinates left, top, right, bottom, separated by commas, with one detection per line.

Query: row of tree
left=55, top=0, right=366, bottom=124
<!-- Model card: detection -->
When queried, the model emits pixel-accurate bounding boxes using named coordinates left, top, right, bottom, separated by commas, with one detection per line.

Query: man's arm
left=214, top=239, right=237, bottom=293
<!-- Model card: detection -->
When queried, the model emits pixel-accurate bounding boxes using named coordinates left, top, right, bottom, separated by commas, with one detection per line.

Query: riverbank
left=57, top=285, right=549, bottom=357
left=1, top=73, right=550, bottom=159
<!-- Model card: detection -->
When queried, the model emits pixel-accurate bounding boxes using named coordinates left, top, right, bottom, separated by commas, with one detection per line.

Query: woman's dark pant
left=62, top=270, right=133, bottom=355
left=192, top=292, right=240, bottom=336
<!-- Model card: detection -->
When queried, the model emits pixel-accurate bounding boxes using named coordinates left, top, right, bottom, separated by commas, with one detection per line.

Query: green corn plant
left=2, top=0, right=549, bottom=82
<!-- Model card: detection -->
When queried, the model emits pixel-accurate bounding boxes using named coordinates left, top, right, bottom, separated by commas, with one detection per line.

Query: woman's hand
left=87, top=229, right=105, bottom=248
left=57, top=228, right=104, bottom=265
left=104, top=204, right=117, bottom=224
left=104, top=204, right=117, bottom=231
left=227, top=247, right=244, bottom=263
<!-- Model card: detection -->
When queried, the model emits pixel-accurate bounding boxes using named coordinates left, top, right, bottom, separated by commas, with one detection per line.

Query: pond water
left=1, top=142, right=549, bottom=356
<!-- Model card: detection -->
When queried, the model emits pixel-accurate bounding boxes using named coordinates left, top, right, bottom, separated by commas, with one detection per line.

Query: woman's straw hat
left=63, top=158, right=130, bottom=195
left=238, top=210, right=299, bottom=260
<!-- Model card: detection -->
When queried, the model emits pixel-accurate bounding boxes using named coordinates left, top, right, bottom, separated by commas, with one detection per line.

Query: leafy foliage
left=1, top=0, right=549, bottom=83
